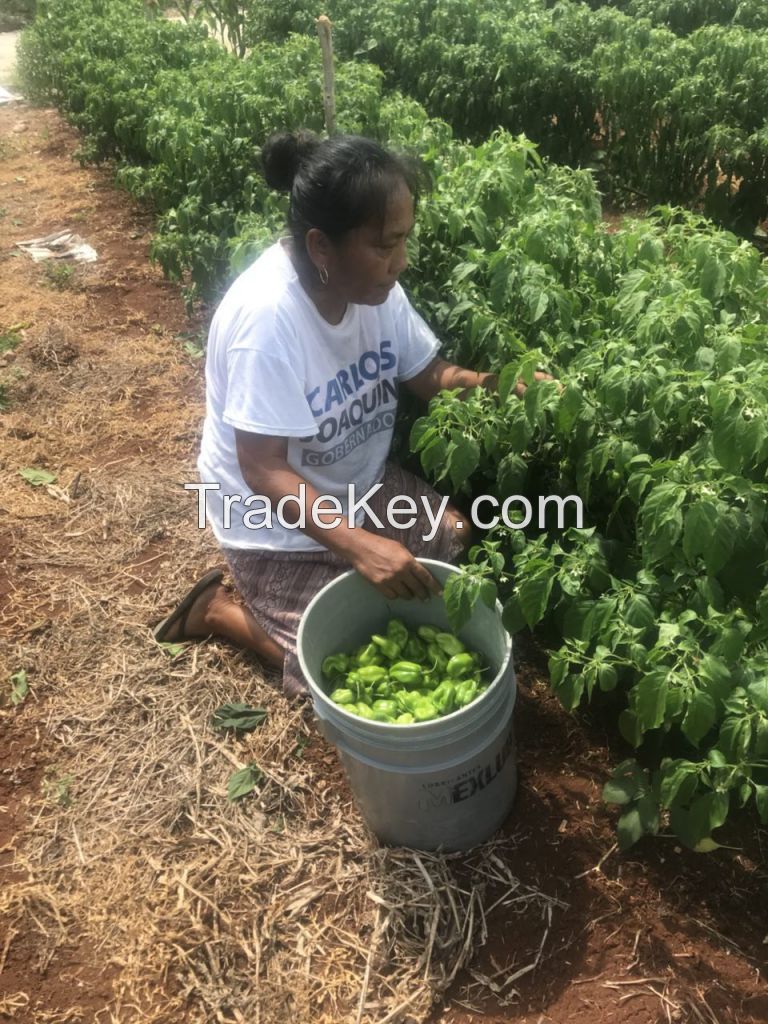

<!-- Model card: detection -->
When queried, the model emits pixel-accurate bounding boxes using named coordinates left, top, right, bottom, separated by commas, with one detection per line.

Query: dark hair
left=261, top=131, right=425, bottom=254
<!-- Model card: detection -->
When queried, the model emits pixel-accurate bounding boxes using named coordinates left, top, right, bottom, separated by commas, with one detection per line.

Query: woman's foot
left=153, top=569, right=226, bottom=644
left=153, top=570, right=285, bottom=669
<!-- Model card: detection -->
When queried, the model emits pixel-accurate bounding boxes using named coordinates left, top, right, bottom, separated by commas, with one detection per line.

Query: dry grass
left=1, top=331, right=562, bottom=1023
left=5, top=586, right=562, bottom=1023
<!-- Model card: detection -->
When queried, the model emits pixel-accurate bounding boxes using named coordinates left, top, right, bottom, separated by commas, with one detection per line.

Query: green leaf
left=498, top=362, right=519, bottom=403
left=624, top=593, right=656, bottom=631
left=160, top=642, right=188, bottom=659
left=668, top=794, right=702, bottom=849
left=754, top=784, right=768, bottom=824
left=718, top=716, right=752, bottom=761
left=619, top=709, right=644, bottom=748
left=555, top=383, right=584, bottom=434
left=640, top=483, right=686, bottom=562
left=747, top=679, right=768, bottom=714
left=518, top=574, right=554, bottom=628
left=700, top=257, right=726, bottom=301
left=19, top=467, right=57, bottom=487
left=211, top=703, right=267, bottom=733
left=635, top=670, right=669, bottom=731
left=636, top=791, right=660, bottom=834
left=627, top=472, right=653, bottom=506
left=681, top=690, right=716, bottom=746
left=557, top=673, right=585, bottom=710
left=410, top=418, right=436, bottom=452
left=659, top=760, right=698, bottom=808
left=444, top=573, right=481, bottom=633
left=707, top=748, right=727, bottom=767
left=528, top=289, right=549, bottom=323
left=694, top=347, right=715, bottom=372
left=709, top=626, right=746, bottom=662
left=617, top=806, right=643, bottom=850
left=479, top=578, right=497, bottom=610
left=227, top=764, right=262, bottom=802
left=502, top=594, right=526, bottom=634
left=497, top=453, right=527, bottom=497
left=420, top=435, right=448, bottom=478
left=682, top=500, right=734, bottom=574
left=754, top=718, right=768, bottom=756
left=562, top=597, right=596, bottom=642
left=548, top=654, right=568, bottom=688
left=10, top=670, right=29, bottom=706
left=712, top=411, right=743, bottom=473
left=448, top=434, right=480, bottom=491
left=507, top=408, right=534, bottom=451
left=603, top=759, right=646, bottom=805
left=699, top=655, right=732, bottom=705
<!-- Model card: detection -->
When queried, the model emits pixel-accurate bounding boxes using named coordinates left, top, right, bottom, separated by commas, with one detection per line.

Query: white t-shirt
left=196, top=240, right=441, bottom=552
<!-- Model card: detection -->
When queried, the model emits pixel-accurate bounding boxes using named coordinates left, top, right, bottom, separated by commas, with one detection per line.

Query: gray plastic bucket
left=297, top=558, right=517, bottom=852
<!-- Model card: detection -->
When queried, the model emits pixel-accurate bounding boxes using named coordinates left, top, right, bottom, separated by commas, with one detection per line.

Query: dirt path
left=0, top=98, right=220, bottom=1021
left=1, top=101, right=767, bottom=1024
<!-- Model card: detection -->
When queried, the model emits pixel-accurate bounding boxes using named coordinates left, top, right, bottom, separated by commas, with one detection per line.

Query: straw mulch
left=2, top=457, right=564, bottom=1024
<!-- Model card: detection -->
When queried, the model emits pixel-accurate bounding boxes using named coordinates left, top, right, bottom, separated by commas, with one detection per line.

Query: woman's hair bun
left=262, top=130, right=319, bottom=192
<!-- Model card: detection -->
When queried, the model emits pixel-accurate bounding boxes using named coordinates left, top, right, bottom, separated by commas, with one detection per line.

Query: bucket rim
left=297, top=557, right=512, bottom=731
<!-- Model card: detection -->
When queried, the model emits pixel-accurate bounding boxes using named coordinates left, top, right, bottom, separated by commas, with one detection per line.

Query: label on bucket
left=417, top=722, right=515, bottom=810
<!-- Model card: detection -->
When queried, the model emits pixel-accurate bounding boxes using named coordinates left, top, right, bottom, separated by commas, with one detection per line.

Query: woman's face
left=327, top=183, right=415, bottom=305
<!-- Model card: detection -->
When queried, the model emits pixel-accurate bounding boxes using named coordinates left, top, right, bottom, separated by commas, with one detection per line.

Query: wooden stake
left=316, top=15, right=336, bottom=136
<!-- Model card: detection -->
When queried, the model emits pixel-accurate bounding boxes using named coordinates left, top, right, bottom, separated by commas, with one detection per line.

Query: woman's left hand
left=480, top=370, right=559, bottom=398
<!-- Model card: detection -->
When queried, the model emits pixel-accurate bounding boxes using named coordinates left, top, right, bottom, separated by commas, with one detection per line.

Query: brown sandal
left=152, top=568, right=224, bottom=643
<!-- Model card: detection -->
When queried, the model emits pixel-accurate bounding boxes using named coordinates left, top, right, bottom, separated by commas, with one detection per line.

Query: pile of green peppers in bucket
left=321, top=619, right=489, bottom=724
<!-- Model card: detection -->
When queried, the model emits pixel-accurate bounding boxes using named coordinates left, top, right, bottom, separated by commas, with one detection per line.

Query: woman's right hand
left=350, top=533, right=442, bottom=601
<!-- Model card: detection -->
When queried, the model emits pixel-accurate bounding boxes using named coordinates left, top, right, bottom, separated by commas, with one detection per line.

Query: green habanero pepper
left=356, top=665, right=388, bottom=685
left=354, top=703, right=377, bottom=720
left=412, top=698, right=439, bottom=722
left=403, top=636, right=428, bottom=663
left=432, top=680, right=457, bottom=715
left=358, top=643, right=382, bottom=667
left=417, top=624, right=439, bottom=642
left=371, top=634, right=401, bottom=661
left=421, top=671, right=439, bottom=690
left=395, top=712, right=415, bottom=724
left=386, top=618, right=409, bottom=648
left=372, top=678, right=393, bottom=698
left=346, top=672, right=374, bottom=704
left=393, top=689, right=421, bottom=714
left=322, top=653, right=350, bottom=681
left=435, top=632, right=466, bottom=657
left=372, top=698, right=398, bottom=721
left=329, top=687, right=355, bottom=705
left=389, top=661, right=423, bottom=686
left=446, top=653, right=476, bottom=679
left=455, top=678, right=479, bottom=707
left=427, top=643, right=448, bottom=671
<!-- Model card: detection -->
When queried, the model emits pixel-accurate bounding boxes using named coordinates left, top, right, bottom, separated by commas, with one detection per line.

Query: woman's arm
left=404, top=356, right=553, bottom=402
left=234, top=430, right=441, bottom=602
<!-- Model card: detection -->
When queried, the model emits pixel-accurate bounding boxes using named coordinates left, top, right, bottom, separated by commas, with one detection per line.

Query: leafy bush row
left=403, top=134, right=768, bottom=850
left=19, top=0, right=450, bottom=304
left=248, top=0, right=768, bottom=236
left=576, top=0, right=768, bottom=35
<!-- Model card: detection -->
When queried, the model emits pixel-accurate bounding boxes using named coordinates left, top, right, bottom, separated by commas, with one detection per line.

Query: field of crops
left=17, top=0, right=768, bottom=854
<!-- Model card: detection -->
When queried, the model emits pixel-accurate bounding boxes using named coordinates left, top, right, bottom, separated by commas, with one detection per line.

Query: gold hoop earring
left=318, top=265, right=329, bottom=286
